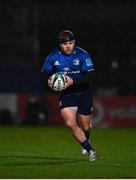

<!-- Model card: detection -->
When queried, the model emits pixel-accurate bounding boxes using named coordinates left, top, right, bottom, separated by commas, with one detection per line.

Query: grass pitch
left=0, top=126, right=136, bottom=179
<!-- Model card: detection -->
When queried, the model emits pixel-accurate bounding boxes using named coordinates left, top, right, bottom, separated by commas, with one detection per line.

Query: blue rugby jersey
left=42, top=46, right=94, bottom=93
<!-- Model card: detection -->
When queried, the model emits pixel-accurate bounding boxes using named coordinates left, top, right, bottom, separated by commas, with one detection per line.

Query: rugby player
left=41, top=30, right=97, bottom=161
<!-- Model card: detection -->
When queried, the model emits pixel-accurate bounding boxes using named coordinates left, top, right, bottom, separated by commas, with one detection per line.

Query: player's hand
left=64, top=75, right=74, bottom=89
left=48, top=76, right=52, bottom=89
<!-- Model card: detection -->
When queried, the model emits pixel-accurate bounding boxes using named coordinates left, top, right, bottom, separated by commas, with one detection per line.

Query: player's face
left=59, top=40, right=75, bottom=55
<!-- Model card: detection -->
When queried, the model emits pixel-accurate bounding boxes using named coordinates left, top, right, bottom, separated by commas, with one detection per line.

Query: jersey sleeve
left=41, top=54, right=54, bottom=74
left=80, top=52, right=94, bottom=73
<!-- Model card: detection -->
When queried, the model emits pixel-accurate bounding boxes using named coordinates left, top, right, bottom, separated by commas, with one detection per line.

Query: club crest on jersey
left=54, top=60, right=60, bottom=66
left=85, top=58, right=92, bottom=66
left=73, top=58, right=80, bottom=66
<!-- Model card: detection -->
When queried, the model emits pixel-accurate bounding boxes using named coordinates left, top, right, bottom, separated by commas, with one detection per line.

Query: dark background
left=0, top=0, right=136, bottom=95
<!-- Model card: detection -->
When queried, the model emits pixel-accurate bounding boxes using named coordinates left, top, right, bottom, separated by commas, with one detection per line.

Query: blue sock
left=81, top=139, right=94, bottom=153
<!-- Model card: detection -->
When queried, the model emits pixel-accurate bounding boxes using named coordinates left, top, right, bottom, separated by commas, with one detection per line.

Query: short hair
left=58, top=30, right=75, bottom=43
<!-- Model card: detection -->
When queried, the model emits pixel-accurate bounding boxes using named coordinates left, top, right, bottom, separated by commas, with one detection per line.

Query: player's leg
left=59, top=94, right=97, bottom=161
left=59, top=95, right=86, bottom=142
left=78, top=113, right=97, bottom=161
left=78, top=113, right=94, bottom=155
left=61, top=107, right=96, bottom=159
left=77, top=91, right=93, bottom=143
left=78, top=113, right=92, bottom=141
left=77, top=92, right=97, bottom=161
left=77, top=92, right=93, bottom=141
left=60, top=107, right=86, bottom=143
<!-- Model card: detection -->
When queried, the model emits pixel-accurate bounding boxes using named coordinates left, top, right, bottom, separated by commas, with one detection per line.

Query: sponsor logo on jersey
left=54, top=60, right=60, bottom=65
left=85, top=58, right=92, bottom=66
left=73, top=58, right=80, bottom=66
left=71, top=70, right=80, bottom=74
left=63, top=67, right=70, bottom=71
left=67, top=70, right=80, bottom=74
left=62, top=68, right=80, bottom=75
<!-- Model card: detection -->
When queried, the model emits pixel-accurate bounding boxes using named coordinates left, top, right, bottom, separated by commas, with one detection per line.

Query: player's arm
left=73, top=53, right=95, bottom=85
left=41, top=55, right=54, bottom=88
left=64, top=70, right=94, bottom=89
left=64, top=54, right=95, bottom=88
left=73, top=70, right=95, bottom=85
left=41, top=70, right=52, bottom=86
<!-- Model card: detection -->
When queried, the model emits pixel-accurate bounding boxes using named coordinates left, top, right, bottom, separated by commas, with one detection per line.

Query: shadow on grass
left=0, top=155, right=86, bottom=166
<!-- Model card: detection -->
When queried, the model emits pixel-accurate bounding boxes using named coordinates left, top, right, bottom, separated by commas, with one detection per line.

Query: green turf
left=0, top=126, right=136, bottom=179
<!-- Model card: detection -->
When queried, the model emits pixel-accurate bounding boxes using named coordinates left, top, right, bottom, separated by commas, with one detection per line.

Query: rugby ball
left=50, top=73, right=67, bottom=91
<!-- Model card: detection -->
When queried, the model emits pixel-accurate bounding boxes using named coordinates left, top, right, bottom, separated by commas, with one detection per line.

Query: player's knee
left=82, top=126, right=90, bottom=132
left=82, top=123, right=93, bottom=131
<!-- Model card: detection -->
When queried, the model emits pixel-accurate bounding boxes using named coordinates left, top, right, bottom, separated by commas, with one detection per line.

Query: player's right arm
left=41, top=54, right=54, bottom=88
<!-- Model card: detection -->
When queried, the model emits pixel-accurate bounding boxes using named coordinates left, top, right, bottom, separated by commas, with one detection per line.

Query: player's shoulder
left=48, top=48, right=60, bottom=58
left=75, top=47, right=89, bottom=55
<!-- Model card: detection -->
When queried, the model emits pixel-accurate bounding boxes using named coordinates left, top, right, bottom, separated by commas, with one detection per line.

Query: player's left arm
left=64, top=70, right=94, bottom=89
left=64, top=53, right=94, bottom=88
left=73, top=69, right=95, bottom=85
left=74, top=52, right=95, bottom=85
